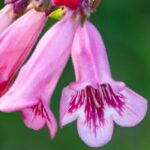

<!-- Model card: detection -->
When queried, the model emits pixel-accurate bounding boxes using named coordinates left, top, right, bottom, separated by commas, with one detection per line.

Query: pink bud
left=53, top=0, right=80, bottom=9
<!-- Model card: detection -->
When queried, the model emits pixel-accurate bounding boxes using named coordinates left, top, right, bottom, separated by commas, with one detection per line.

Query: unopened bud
left=5, top=0, right=29, bottom=14
left=53, top=0, right=80, bottom=10
left=31, top=0, right=51, bottom=13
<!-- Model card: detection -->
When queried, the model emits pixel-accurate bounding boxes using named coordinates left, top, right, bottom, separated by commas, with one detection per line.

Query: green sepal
left=49, top=8, right=65, bottom=20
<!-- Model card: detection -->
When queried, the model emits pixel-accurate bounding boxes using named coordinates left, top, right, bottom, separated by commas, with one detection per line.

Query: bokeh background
left=0, top=0, right=150, bottom=150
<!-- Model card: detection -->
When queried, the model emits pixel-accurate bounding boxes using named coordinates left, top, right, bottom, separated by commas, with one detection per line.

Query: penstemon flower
left=60, top=20, right=148, bottom=147
left=0, top=12, right=79, bottom=138
left=0, top=9, right=47, bottom=96
left=51, top=0, right=148, bottom=147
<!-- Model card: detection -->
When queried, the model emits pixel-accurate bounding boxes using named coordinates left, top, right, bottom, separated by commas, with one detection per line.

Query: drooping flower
left=0, top=9, right=47, bottom=96
left=0, top=12, right=79, bottom=138
left=60, top=21, right=148, bottom=147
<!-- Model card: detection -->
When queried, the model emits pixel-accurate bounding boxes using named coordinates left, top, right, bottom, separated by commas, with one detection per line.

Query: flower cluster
left=0, top=0, right=148, bottom=147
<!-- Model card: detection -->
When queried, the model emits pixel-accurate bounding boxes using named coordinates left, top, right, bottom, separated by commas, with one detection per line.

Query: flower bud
left=5, top=0, right=29, bottom=14
left=53, top=0, right=80, bottom=9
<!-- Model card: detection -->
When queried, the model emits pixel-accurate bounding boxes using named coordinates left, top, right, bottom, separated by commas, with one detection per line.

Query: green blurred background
left=0, top=0, right=150, bottom=150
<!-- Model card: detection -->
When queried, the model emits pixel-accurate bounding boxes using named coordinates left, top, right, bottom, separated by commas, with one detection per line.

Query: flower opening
left=68, top=84, right=125, bottom=135
left=30, top=103, right=50, bottom=121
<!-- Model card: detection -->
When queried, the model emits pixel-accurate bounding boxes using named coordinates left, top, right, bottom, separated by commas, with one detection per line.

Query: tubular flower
left=0, top=9, right=47, bottom=96
left=0, top=12, right=79, bottom=138
left=60, top=21, right=148, bottom=147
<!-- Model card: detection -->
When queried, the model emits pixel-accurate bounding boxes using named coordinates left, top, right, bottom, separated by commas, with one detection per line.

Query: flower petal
left=112, top=87, right=148, bottom=127
left=22, top=107, right=46, bottom=130
left=22, top=102, right=57, bottom=138
left=60, top=86, right=79, bottom=127
left=77, top=117, right=113, bottom=147
left=44, top=103, right=57, bottom=138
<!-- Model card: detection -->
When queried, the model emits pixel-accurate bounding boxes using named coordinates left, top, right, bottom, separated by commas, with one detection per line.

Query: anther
left=91, top=88, right=101, bottom=108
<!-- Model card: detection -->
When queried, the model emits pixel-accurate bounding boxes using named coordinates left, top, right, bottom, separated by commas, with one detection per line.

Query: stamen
left=37, top=103, right=42, bottom=110
left=91, top=88, right=101, bottom=108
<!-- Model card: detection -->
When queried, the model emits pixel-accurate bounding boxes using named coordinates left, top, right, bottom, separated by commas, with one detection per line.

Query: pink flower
left=0, top=9, right=47, bottom=96
left=60, top=21, right=148, bottom=147
left=0, top=4, right=16, bottom=33
left=0, top=12, right=79, bottom=138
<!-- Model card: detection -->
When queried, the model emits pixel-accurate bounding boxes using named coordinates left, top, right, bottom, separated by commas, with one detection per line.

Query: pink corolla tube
left=0, top=12, right=79, bottom=138
left=0, top=4, right=16, bottom=33
left=0, top=9, right=47, bottom=96
left=60, top=21, right=148, bottom=147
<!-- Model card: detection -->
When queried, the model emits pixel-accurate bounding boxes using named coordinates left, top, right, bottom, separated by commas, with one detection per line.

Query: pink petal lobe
left=44, top=103, right=57, bottom=138
left=22, top=106, right=46, bottom=130
left=0, top=9, right=47, bottom=95
left=77, top=117, right=113, bottom=147
left=0, top=4, right=16, bottom=34
left=60, top=86, right=79, bottom=127
left=22, top=102, right=57, bottom=138
left=112, top=87, right=148, bottom=127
